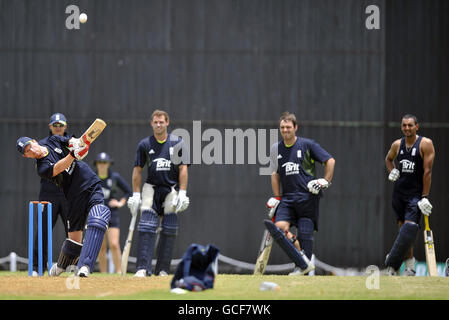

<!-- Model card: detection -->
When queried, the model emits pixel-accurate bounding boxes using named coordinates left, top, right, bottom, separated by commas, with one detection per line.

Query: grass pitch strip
left=0, top=271, right=448, bottom=300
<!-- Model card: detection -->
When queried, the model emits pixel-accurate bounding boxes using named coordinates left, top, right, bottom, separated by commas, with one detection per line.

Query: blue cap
left=16, top=137, right=33, bottom=154
left=49, top=113, right=67, bottom=125
left=94, top=152, right=113, bottom=164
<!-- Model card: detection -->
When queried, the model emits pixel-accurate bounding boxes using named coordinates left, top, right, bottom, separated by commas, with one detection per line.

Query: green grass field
left=0, top=272, right=448, bottom=300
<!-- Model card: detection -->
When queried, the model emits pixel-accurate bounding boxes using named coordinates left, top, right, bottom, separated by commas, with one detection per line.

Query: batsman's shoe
left=402, top=257, right=416, bottom=276
left=31, top=271, right=39, bottom=277
left=77, top=265, right=90, bottom=277
left=158, top=270, right=169, bottom=277
left=49, top=263, right=65, bottom=277
left=288, top=264, right=315, bottom=276
left=288, top=251, right=315, bottom=276
left=402, top=268, right=416, bottom=276
left=383, top=254, right=398, bottom=276
left=134, top=269, right=148, bottom=278
left=383, top=266, right=397, bottom=276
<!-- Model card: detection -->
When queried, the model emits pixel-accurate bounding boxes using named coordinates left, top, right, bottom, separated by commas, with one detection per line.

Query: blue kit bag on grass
left=170, top=243, right=220, bottom=292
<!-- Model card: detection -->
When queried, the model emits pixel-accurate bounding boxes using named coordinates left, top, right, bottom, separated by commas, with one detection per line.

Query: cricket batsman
left=384, top=114, right=435, bottom=275
left=16, top=132, right=110, bottom=277
left=266, top=112, right=335, bottom=275
left=30, top=113, right=70, bottom=275
left=127, top=110, right=190, bottom=277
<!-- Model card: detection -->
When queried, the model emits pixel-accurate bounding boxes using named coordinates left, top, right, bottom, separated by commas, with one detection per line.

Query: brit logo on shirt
left=399, top=159, right=415, bottom=173
left=153, top=158, right=171, bottom=171
left=282, top=161, right=300, bottom=176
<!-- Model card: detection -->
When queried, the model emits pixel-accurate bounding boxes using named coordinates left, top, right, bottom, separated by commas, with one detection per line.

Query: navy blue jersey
left=38, top=134, right=67, bottom=196
left=270, top=137, right=332, bottom=195
left=36, top=135, right=101, bottom=202
left=393, top=136, right=424, bottom=196
left=134, top=134, right=189, bottom=188
left=97, top=169, right=132, bottom=202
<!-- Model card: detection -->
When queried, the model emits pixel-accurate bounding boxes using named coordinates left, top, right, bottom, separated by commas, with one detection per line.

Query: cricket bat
left=253, top=229, right=273, bottom=275
left=423, top=215, right=438, bottom=277
left=254, top=202, right=278, bottom=276
left=81, top=118, right=107, bottom=146
left=121, top=213, right=137, bottom=276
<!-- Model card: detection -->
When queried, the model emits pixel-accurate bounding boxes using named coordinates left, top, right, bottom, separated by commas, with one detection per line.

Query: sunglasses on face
left=52, top=123, right=65, bottom=128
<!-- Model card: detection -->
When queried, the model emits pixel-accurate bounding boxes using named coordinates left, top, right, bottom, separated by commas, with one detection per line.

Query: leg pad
left=57, top=239, right=83, bottom=269
left=385, top=222, right=419, bottom=270
left=155, top=213, right=178, bottom=274
left=264, top=219, right=308, bottom=270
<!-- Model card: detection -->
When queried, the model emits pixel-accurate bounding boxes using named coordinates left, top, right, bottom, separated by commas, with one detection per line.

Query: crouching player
left=16, top=134, right=110, bottom=277
left=127, top=110, right=190, bottom=277
left=265, top=112, right=335, bottom=276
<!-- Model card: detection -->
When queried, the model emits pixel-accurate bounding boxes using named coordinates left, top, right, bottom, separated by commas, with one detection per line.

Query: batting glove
left=388, top=168, right=400, bottom=182
left=307, top=178, right=329, bottom=195
left=68, top=137, right=82, bottom=151
left=127, top=192, right=141, bottom=217
left=73, top=144, right=89, bottom=160
left=418, top=197, right=432, bottom=216
left=175, top=190, right=190, bottom=213
left=266, top=197, right=281, bottom=219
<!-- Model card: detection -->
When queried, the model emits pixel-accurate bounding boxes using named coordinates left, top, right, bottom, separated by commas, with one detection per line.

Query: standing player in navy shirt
left=266, top=112, right=335, bottom=275
left=93, top=152, right=132, bottom=273
left=384, top=114, right=435, bottom=275
left=127, top=110, right=190, bottom=277
left=30, top=113, right=70, bottom=276
left=16, top=130, right=110, bottom=277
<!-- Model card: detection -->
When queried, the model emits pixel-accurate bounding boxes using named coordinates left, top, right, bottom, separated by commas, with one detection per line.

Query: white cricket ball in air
left=79, top=13, right=88, bottom=24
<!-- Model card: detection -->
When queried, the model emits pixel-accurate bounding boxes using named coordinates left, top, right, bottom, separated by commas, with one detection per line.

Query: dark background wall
left=384, top=0, right=449, bottom=266
left=0, top=0, right=447, bottom=271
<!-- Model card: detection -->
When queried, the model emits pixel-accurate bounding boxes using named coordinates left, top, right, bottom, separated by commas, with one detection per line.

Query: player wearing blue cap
left=266, top=112, right=335, bottom=275
left=127, top=110, right=190, bottom=277
left=93, top=152, right=132, bottom=273
left=16, top=131, right=110, bottom=277
left=29, top=113, right=70, bottom=276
